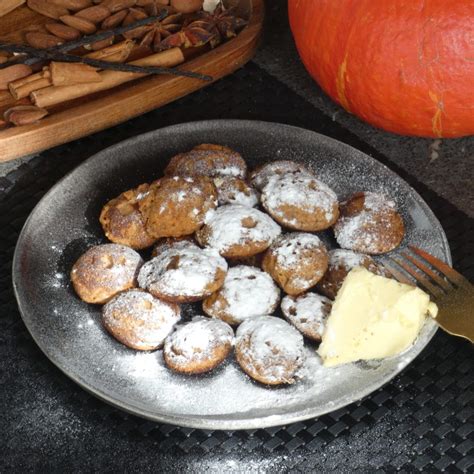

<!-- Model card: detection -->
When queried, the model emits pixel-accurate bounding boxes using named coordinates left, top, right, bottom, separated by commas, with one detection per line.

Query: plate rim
left=12, top=119, right=451, bottom=430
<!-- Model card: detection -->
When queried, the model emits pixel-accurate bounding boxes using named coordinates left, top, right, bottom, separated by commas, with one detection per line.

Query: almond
left=60, top=15, right=97, bottom=34
left=170, top=0, right=202, bottom=13
left=88, top=33, right=115, bottom=51
left=50, top=0, right=93, bottom=11
left=26, top=32, right=65, bottom=48
left=27, top=0, right=69, bottom=19
left=101, top=9, right=127, bottom=29
left=4, top=105, right=48, bottom=126
left=75, top=5, right=110, bottom=23
left=0, top=64, right=33, bottom=90
left=102, top=0, right=137, bottom=14
left=45, top=22, right=82, bottom=40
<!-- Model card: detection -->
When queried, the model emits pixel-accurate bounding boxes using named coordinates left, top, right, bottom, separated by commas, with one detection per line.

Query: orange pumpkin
left=289, top=0, right=474, bottom=138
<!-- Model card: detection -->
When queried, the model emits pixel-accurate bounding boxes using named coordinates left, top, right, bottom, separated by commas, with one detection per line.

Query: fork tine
left=402, top=252, right=453, bottom=291
left=380, top=261, right=415, bottom=286
left=388, top=256, right=444, bottom=299
left=409, top=246, right=471, bottom=288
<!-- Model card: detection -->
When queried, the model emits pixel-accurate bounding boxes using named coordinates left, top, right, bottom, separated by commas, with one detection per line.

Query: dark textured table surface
left=1, top=2, right=473, bottom=472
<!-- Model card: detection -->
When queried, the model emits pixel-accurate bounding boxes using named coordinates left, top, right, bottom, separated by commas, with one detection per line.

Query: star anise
left=159, top=21, right=216, bottom=50
left=122, top=13, right=183, bottom=51
left=189, top=4, right=247, bottom=44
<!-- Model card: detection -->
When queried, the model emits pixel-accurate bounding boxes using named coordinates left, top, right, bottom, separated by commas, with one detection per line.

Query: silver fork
left=382, top=246, right=474, bottom=343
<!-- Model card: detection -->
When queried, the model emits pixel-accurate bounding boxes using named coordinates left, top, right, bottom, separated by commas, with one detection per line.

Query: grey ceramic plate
left=13, top=120, right=450, bottom=430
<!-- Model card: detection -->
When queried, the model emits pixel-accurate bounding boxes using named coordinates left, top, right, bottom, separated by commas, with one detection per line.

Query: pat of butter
left=318, top=267, right=438, bottom=367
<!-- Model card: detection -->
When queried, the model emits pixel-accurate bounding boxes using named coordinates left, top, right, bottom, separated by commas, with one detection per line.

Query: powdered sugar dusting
left=164, top=316, right=234, bottom=366
left=236, top=316, right=305, bottom=383
left=138, top=247, right=227, bottom=298
left=103, top=289, right=180, bottom=349
left=206, top=266, right=280, bottom=323
left=281, top=293, right=332, bottom=340
left=250, top=160, right=312, bottom=191
left=213, top=176, right=259, bottom=208
left=334, top=193, right=400, bottom=253
left=201, top=204, right=281, bottom=253
left=271, top=233, right=325, bottom=270
left=261, top=172, right=338, bottom=222
left=329, top=249, right=366, bottom=270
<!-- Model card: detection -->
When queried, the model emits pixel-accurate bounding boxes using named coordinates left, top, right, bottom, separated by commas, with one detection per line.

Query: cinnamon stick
left=9, top=69, right=52, bottom=99
left=32, top=47, right=185, bottom=108
left=0, top=0, right=26, bottom=18
left=10, top=41, right=136, bottom=99
left=50, top=61, right=102, bottom=85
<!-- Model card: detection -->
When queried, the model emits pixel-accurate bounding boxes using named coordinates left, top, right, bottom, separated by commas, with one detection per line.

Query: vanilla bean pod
left=0, top=43, right=212, bottom=81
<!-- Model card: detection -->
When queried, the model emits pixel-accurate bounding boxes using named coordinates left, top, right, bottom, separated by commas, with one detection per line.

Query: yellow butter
left=318, top=267, right=438, bottom=367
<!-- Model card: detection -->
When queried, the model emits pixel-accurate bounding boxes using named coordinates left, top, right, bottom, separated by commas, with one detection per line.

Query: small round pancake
left=235, top=316, right=305, bottom=385
left=99, top=183, right=155, bottom=250
left=196, top=204, right=281, bottom=258
left=262, top=233, right=329, bottom=295
left=203, top=265, right=280, bottom=326
left=261, top=172, right=339, bottom=231
left=138, top=175, right=217, bottom=239
left=164, top=144, right=247, bottom=179
left=163, top=316, right=234, bottom=374
left=102, top=289, right=180, bottom=351
left=281, top=292, right=331, bottom=342
left=334, top=192, right=405, bottom=254
left=138, top=246, right=228, bottom=303
left=71, top=244, right=143, bottom=304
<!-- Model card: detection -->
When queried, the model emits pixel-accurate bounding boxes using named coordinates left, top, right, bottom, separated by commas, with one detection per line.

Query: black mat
left=1, top=63, right=473, bottom=472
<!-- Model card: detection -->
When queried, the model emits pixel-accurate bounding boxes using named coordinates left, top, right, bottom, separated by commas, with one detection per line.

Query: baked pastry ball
left=163, top=316, right=234, bottom=374
left=151, top=236, right=197, bottom=258
left=203, top=265, right=280, bottom=326
left=213, top=176, right=259, bottom=208
left=164, top=143, right=247, bottom=179
left=250, top=160, right=312, bottom=191
left=333, top=192, right=405, bottom=254
left=99, top=183, right=155, bottom=250
left=71, top=244, right=143, bottom=304
left=235, top=316, right=305, bottom=385
left=196, top=204, right=281, bottom=258
left=138, top=246, right=228, bottom=303
left=138, top=176, right=217, bottom=239
left=262, top=233, right=329, bottom=296
left=317, top=249, right=384, bottom=299
left=102, top=289, right=180, bottom=351
left=281, top=293, right=331, bottom=342
left=261, top=172, right=339, bottom=231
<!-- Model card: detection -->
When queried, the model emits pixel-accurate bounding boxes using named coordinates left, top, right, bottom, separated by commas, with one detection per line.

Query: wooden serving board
left=0, top=0, right=263, bottom=163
